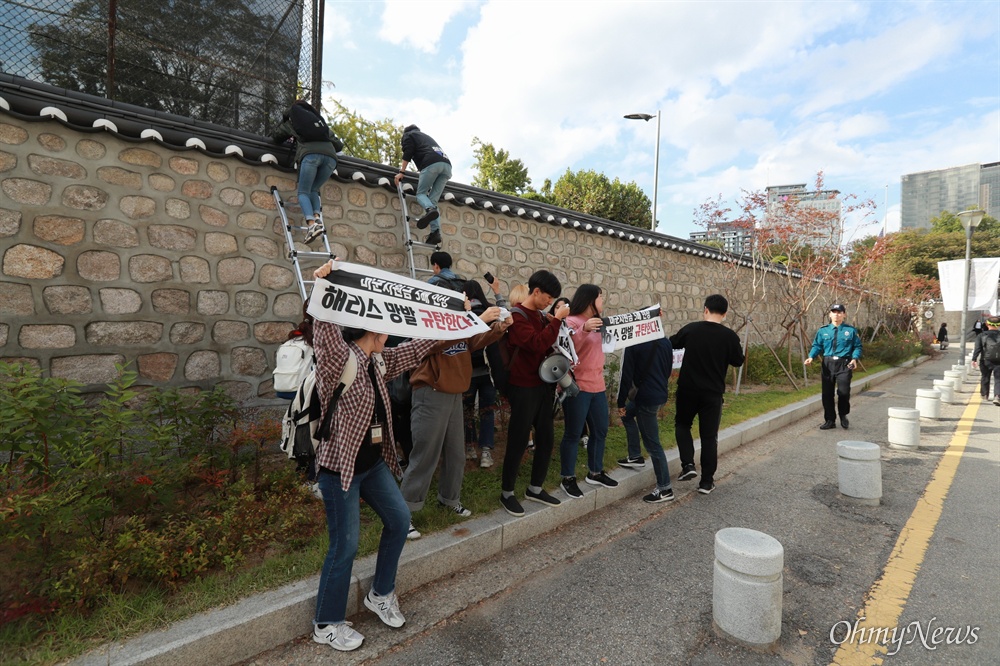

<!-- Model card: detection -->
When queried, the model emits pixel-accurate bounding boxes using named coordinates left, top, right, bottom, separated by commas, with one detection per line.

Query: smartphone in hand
left=484, top=272, right=495, bottom=283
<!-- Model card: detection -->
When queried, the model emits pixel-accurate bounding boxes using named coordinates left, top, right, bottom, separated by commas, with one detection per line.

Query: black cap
left=830, top=304, right=846, bottom=312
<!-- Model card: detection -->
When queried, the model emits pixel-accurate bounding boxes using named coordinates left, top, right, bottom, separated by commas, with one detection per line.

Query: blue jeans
left=314, top=461, right=410, bottom=625
left=623, top=401, right=671, bottom=491
left=559, top=390, right=609, bottom=477
left=415, top=161, right=452, bottom=232
left=297, top=153, right=337, bottom=221
left=463, top=374, right=497, bottom=449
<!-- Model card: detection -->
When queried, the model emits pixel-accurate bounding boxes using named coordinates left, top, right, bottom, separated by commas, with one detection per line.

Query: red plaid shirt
left=312, top=320, right=437, bottom=490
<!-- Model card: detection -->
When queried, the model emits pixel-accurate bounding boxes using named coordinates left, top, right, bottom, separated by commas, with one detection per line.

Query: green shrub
left=864, top=331, right=923, bottom=366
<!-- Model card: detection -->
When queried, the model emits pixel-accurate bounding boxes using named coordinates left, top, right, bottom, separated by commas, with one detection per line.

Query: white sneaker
left=313, top=622, right=364, bottom=651
left=309, top=482, right=322, bottom=500
left=303, top=221, right=325, bottom=244
left=364, top=589, right=406, bottom=628
left=580, top=435, right=589, bottom=449
left=407, top=522, right=421, bottom=540
left=466, top=445, right=477, bottom=460
left=480, top=449, right=493, bottom=468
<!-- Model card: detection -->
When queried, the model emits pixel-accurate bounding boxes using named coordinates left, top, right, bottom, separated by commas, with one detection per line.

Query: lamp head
left=957, top=209, right=985, bottom=230
left=624, top=113, right=654, bottom=121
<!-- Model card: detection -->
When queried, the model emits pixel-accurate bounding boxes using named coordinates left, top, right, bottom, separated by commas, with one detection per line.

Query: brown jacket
left=409, top=323, right=506, bottom=394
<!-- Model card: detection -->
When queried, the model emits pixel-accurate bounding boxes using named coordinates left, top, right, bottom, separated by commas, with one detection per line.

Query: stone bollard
left=932, top=379, right=955, bottom=404
left=943, top=371, right=964, bottom=393
left=837, top=440, right=882, bottom=504
left=887, top=407, right=920, bottom=450
left=951, top=364, right=969, bottom=382
left=915, top=388, right=942, bottom=419
left=713, top=528, right=783, bottom=647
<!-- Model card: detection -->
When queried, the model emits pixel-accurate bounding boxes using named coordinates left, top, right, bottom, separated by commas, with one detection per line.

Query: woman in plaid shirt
left=310, top=259, right=439, bottom=652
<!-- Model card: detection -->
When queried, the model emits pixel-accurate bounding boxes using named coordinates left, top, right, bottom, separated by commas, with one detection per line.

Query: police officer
left=805, top=304, right=863, bottom=430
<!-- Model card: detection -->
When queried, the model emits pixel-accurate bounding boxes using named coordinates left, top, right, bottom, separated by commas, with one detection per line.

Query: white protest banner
left=600, top=305, right=664, bottom=352
left=307, top=262, right=490, bottom=340
left=938, top=258, right=1000, bottom=313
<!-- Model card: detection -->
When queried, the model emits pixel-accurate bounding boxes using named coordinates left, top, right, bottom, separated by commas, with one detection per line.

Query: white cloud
left=378, top=0, right=476, bottom=53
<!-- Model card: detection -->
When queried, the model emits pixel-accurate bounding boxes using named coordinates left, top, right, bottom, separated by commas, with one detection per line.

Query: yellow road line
left=830, top=393, right=982, bottom=665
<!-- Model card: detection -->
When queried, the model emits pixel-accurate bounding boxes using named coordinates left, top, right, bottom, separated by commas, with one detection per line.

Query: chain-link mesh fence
left=0, top=0, right=319, bottom=136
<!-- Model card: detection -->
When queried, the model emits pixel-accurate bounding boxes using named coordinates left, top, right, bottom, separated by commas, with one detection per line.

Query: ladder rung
left=291, top=250, right=337, bottom=259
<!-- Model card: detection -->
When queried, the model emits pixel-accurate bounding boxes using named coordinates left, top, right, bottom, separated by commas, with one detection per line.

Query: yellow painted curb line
left=830, top=393, right=982, bottom=665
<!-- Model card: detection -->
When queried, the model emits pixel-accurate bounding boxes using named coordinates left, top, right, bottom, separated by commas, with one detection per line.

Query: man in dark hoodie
left=393, top=125, right=452, bottom=245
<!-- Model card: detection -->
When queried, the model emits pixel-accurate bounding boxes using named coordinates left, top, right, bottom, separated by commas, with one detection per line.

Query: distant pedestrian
left=394, top=125, right=452, bottom=246
left=805, top=304, right=863, bottom=430
left=617, top=330, right=675, bottom=503
left=670, top=294, right=745, bottom=495
left=971, top=317, right=1000, bottom=405
left=272, top=100, right=343, bottom=244
left=937, top=323, right=948, bottom=344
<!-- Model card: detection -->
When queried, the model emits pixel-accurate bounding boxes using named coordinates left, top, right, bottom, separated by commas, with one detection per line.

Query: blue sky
left=320, top=0, right=999, bottom=244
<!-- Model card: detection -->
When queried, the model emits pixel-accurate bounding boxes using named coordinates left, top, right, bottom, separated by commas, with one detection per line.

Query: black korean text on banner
left=307, top=262, right=490, bottom=340
left=601, top=305, right=664, bottom=351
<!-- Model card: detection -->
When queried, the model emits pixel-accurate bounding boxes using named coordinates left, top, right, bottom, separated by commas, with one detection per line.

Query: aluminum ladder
left=270, top=186, right=336, bottom=301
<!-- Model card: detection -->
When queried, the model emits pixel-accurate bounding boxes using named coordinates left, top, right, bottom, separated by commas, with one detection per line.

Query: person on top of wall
left=394, top=125, right=452, bottom=246
left=272, top=99, right=343, bottom=245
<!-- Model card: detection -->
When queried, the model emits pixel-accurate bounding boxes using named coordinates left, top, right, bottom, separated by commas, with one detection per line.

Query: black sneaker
left=584, top=471, right=619, bottom=488
left=697, top=483, right=716, bottom=495
left=617, top=456, right=646, bottom=469
left=525, top=488, right=561, bottom=506
left=500, top=494, right=524, bottom=517
left=678, top=465, right=697, bottom=481
left=643, top=488, right=675, bottom=504
left=561, top=476, right=583, bottom=499
left=993, top=395, right=1000, bottom=406
left=424, top=230, right=442, bottom=245
left=416, top=207, right=439, bottom=229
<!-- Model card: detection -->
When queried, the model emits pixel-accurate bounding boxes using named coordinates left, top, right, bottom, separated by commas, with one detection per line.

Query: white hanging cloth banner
left=307, top=262, right=490, bottom=339
left=600, top=305, right=664, bottom=352
left=937, top=258, right=1000, bottom=314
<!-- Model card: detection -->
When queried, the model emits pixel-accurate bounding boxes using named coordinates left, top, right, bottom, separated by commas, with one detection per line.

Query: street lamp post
left=957, top=209, right=985, bottom=365
left=624, top=111, right=660, bottom=231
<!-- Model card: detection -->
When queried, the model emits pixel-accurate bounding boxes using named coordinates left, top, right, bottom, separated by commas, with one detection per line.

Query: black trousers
left=980, top=362, right=1000, bottom=398
left=821, top=357, right=853, bottom=422
left=674, top=390, right=724, bottom=484
left=501, top=383, right=556, bottom=492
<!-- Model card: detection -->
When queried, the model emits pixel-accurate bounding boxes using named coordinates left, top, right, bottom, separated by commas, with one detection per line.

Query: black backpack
left=984, top=331, right=1000, bottom=364
left=435, top=274, right=467, bottom=294
left=289, top=103, right=331, bottom=143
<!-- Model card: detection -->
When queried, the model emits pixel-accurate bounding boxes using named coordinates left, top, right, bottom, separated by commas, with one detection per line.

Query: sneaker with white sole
left=561, top=476, right=583, bottom=499
left=579, top=435, right=589, bottom=449
left=617, top=456, right=646, bottom=469
left=308, top=482, right=322, bottom=500
left=994, top=395, right=1000, bottom=406
left=678, top=465, right=698, bottom=481
left=406, top=523, right=421, bottom=540
left=585, top=471, right=619, bottom=488
left=440, top=501, right=472, bottom=517
left=313, top=622, right=364, bottom=651
left=525, top=487, right=561, bottom=506
left=480, top=449, right=494, bottom=468
left=500, top=494, right=525, bottom=517
left=466, top=445, right=477, bottom=460
left=303, top=221, right=326, bottom=244
left=643, top=488, right=675, bottom=504
left=364, top=590, right=405, bottom=628
left=697, top=482, right=716, bottom=495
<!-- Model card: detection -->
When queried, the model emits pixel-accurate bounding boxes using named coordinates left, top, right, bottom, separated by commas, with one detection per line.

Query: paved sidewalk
left=234, top=351, right=997, bottom=666
left=74, top=352, right=998, bottom=666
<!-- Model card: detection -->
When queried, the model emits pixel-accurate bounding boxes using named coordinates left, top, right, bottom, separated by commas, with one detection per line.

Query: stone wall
left=1, top=116, right=846, bottom=403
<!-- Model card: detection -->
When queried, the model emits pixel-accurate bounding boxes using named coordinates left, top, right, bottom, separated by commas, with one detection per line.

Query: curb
left=68, top=356, right=932, bottom=666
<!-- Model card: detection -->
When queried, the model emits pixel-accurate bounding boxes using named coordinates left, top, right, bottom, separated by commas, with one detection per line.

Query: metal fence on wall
left=0, top=0, right=321, bottom=137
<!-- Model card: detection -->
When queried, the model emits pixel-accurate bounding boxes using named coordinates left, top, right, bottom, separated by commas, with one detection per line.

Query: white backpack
left=274, top=337, right=313, bottom=396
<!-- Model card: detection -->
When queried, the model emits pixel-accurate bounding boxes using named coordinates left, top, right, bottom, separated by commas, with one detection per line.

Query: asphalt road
left=245, top=352, right=999, bottom=666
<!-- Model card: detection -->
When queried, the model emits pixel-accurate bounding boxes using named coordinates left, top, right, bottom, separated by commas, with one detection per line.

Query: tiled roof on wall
left=0, top=72, right=778, bottom=270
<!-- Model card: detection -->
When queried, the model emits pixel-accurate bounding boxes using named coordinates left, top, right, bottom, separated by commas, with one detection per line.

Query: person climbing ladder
left=394, top=125, right=452, bottom=246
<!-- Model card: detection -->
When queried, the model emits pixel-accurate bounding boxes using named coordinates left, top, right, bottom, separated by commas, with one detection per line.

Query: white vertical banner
left=938, top=258, right=1000, bottom=314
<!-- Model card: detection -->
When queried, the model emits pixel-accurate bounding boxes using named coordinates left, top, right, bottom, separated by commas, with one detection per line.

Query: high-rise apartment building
left=689, top=222, right=754, bottom=255
left=764, top=184, right=843, bottom=250
left=900, top=162, right=999, bottom=229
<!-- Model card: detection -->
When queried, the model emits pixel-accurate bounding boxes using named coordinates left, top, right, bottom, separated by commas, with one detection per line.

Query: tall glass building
left=901, top=163, right=999, bottom=229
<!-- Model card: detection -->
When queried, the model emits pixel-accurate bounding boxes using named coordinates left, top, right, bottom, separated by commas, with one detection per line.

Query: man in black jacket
left=393, top=125, right=452, bottom=245
left=669, top=294, right=745, bottom=495
left=972, top=317, right=1000, bottom=405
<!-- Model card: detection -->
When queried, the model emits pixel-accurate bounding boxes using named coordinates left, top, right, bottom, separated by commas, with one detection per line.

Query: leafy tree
left=550, top=169, right=651, bottom=228
left=882, top=229, right=1000, bottom=280
left=470, top=137, right=531, bottom=194
left=929, top=210, right=999, bottom=236
left=521, top=178, right=554, bottom=204
left=29, top=0, right=299, bottom=136
left=325, top=101, right=402, bottom=166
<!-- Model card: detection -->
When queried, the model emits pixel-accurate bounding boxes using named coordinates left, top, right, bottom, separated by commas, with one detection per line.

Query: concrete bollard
left=713, top=528, right=783, bottom=646
left=915, top=388, right=942, bottom=419
left=943, top=371, right=964, bottom=393
left=951, top=365, right=969, bottom=382
left=932, top=379, right=955, bottom=404
left=837, top=440, right=882, bottom=504
left=887, top=407, right=920, bottom=450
